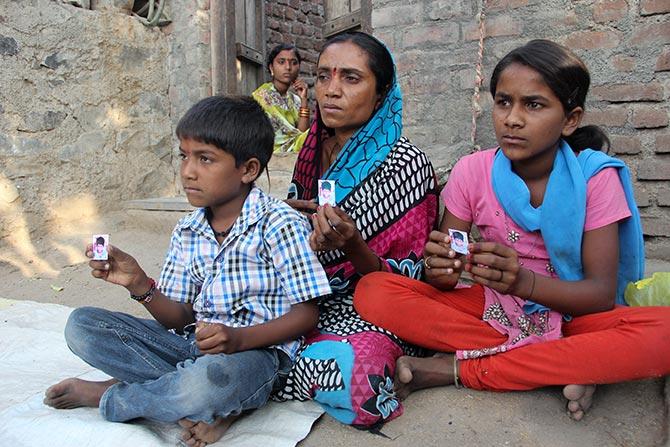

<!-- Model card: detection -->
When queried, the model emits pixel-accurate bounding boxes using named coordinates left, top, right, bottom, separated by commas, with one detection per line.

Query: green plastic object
left=625, top=272, right=670, bottom=306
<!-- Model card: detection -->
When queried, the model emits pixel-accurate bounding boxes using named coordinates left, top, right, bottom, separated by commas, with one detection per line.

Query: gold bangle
left=528, top=270, right=536, bottom=299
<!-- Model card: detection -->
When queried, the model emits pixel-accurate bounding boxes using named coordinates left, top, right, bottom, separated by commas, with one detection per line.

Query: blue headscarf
left=322, top=67, right=403, bottom=203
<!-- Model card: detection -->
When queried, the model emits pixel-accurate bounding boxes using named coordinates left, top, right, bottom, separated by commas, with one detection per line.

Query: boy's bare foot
left=43, top=378, right=117, bottom=409
left=563, top=384, right=596, bottom=421
left=179, top=415, right=239, bottom=446
left=394, top=355, right=455, bottom=400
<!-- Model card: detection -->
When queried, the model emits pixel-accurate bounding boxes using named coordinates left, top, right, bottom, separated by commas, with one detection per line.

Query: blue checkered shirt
left=158, top=186, right=331, bottom=358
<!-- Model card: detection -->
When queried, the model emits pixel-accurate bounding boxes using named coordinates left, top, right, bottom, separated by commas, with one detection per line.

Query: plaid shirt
left=158, top=186, right=331, bottom=358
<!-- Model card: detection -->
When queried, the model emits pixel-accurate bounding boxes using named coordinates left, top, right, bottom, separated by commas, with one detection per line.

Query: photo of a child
left=318, top=179, right=336, bottom=206
left=448, top=229, right=469, bottom=255
left=92, top=234, right=109, bottom=261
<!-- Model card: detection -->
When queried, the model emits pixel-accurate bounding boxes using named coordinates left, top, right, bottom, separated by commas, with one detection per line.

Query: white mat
left=0, top=298, right=324, bottom=446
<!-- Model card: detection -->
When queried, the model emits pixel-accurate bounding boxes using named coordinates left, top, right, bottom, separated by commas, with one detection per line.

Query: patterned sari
left=273, top=67, right=438, bottom=427
left=252, top=82, right=308, bottom=153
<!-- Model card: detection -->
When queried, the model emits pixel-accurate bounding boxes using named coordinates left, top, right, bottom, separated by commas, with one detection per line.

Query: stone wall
left=0, top=1, right=177, bottom=243
left=371, top=0, right=670, bottom=259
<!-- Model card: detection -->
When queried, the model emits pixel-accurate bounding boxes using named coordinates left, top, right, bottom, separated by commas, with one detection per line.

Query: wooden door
left=323, top=0, right=371, bottom=37
left=211, top=0, right=265, bottom=95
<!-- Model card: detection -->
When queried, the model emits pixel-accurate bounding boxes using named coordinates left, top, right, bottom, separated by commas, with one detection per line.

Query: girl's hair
left=490, top=39, right=610, bottom=152
left=319, top=31, right=394, bottom=98
left=266, top=43, right=301, bottom=73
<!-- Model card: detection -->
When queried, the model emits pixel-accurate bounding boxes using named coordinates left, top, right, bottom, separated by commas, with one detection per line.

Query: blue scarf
left=492, top=140, right=644, bottom=307
left=322, top=70, right=403, bottom=203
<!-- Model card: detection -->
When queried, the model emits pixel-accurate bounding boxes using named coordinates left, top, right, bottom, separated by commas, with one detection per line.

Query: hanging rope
left=133, top=0, right=167, bottom=27
left=470, top=0, right=487, bottom=153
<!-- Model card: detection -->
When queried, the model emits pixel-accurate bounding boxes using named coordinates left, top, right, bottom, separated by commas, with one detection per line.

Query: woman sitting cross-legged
left=275, top=32, right=439, bottom=427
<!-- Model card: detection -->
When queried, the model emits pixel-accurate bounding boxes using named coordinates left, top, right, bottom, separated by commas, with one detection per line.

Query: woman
left=252, top=43, right=310, bottom=153
left=274, top=32, right=439, bottom=428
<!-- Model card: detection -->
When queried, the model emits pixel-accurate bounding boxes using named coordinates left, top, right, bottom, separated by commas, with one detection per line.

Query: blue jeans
left=64, top=306, right=291, bottom=423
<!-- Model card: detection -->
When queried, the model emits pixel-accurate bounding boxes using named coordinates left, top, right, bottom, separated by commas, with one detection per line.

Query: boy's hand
left=195, top=322, right=241, bottom=355
left=87, top=244, right=148, bottom=295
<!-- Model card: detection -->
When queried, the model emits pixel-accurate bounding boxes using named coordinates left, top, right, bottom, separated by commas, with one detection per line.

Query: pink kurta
left=442, top=149, right=631, bottom=359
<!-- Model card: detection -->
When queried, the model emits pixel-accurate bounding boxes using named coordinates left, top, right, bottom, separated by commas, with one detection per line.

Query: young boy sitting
left=44, top=96, right=331, bottom=446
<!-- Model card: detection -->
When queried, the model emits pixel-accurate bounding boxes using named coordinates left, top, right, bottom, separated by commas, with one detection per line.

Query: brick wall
left=371, top=0, right=670, bottom=260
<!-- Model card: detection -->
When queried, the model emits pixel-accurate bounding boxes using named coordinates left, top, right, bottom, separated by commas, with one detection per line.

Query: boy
left=44, top=96, right=331, bottom=446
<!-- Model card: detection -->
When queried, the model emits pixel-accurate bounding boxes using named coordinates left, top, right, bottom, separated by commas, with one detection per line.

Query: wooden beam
left=323, top=9, right=361, bottom=37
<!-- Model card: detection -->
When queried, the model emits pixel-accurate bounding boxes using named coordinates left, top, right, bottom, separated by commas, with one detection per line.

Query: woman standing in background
left=253, top=43, right=310, bottom=153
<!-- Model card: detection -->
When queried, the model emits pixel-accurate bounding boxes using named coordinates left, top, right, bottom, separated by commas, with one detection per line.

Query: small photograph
left=92, top=234, right=109, bottom=261
left=318, top=179, right=336, bottom=206
left=448, top=229, right=469, bottom=255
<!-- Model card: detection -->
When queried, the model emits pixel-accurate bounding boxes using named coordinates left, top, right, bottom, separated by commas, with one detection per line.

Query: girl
left=353, top=39, right=670, bottom=421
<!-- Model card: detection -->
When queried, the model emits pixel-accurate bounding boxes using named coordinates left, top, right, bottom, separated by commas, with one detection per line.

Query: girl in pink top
left=353, top=40, right=670, bottom=420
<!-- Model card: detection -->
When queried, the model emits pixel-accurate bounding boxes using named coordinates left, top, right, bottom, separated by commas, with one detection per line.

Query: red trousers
left=354, top=272, right=670, bottom=391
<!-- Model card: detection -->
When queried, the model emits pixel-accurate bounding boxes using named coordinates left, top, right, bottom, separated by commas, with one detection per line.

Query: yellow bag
left=624, top=272, right=670, bottom=306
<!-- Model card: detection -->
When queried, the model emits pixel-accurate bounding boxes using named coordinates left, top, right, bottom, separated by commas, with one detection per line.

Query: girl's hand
left=423, top=230, right=463, bottom=281
left=292, top=78, right=309, bottom=101
left=309, top=204, right=361, bottom=252
left=465, top=242, right=522, bottom=294
left=87, top=244, right=148, bottom=295
left=195, top=322, right=241, bottom=355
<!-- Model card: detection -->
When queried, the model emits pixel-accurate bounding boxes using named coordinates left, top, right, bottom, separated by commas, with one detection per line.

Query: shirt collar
left=179, top=186, right=270, bottom=238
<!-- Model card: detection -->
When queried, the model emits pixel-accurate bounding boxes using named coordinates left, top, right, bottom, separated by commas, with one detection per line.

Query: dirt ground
left=1, top=207, right=668, bottom=447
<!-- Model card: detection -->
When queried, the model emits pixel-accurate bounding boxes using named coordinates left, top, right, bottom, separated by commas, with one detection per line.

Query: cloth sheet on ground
left=0, top=298, right=324, bottom=446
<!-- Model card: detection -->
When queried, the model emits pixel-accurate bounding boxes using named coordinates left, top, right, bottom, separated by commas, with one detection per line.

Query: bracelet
left=527, top=270, right=536, bottom=300
left=299, top=107, right=310, bottom=117
left=453, top=357, right=461, bottom=388
left=130, top=278, right=156, bottom=303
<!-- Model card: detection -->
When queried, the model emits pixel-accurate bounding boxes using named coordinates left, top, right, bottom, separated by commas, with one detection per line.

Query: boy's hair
left=176, top=96, right=274, bottom=176
left=321, top=181, right=332, bottom=191
left=452, top=232, right=464, bottom=241
left=489, top=39, right=609, bottom=153
left=267, top=43, right=301, bottom=73
left=95, top=236, right=105, bottom=245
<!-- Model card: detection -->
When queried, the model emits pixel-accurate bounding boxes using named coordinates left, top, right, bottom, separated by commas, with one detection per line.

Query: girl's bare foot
left=179, top=415, right=239, bottom=447
left=43, top=378, right=118, bottom=409
left=394, top=355, right=455, bottom=400
left=563, top=384, right=596, bottom=421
